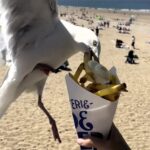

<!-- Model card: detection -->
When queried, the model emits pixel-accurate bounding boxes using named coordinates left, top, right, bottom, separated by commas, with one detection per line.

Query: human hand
left=77, top=137, right=102, bottom=150
left=77, top=123, right=131, bottom=150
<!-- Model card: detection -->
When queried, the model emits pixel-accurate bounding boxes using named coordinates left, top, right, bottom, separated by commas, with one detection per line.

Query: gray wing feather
left=1, top=0, right=58, bottom=57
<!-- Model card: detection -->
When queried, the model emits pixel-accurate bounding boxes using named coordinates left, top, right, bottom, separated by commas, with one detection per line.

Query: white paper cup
left=65, top=74, right=118, bottom=150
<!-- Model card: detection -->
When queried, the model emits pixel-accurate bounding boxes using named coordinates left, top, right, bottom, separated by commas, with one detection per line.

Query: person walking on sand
left=95, top=26, right=99, bottom=37
left=131, top=36, right=136, bottom=49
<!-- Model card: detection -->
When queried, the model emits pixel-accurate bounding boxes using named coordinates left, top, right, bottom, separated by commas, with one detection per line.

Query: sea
left=57, top=0, right=150, bottom=12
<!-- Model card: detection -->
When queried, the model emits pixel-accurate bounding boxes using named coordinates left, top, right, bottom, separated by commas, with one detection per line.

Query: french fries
left=71, top=52, right=128, bottom=102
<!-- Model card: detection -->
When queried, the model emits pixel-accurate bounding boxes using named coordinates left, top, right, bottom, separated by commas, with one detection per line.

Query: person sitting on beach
left=77, top=123, right=131, bottom=150
left=116, top=39, right=124, bottom=48
left=125, top=50, right=139, bottom=64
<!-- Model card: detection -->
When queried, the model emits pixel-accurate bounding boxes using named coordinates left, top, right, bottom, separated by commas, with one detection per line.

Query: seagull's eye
left=93, top=40, right=97, bottom=47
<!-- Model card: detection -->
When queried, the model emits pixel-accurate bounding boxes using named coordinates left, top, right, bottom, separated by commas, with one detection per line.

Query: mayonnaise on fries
left=71, top=52, right=128, bottom=101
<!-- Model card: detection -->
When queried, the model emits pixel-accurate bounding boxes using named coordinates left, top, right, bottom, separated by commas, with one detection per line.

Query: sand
left=0, top=6, right=150, bottom=150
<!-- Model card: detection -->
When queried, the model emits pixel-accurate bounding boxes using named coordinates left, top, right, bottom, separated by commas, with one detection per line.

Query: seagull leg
left=38, top=95, right=61, bottom=143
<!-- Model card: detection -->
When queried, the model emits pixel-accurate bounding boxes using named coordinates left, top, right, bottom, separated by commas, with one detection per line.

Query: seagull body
left=0, top=0, right=88, bottom=112
left=0, top=0, right=100, bottom=142
left=0, top=19, right=101, bottom=98
left=0, top=19, right=100, bottom=98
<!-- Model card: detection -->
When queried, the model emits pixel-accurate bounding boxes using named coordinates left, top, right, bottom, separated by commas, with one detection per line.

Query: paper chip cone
left=65, top=74, right=118, bottom=150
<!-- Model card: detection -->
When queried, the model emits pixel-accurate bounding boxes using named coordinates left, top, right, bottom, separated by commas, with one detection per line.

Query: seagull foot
left=51, top=120, right=62, bottom=143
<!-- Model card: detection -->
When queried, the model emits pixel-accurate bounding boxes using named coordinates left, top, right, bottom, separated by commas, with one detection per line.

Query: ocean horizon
left=58, top=0, right=150, bottom=11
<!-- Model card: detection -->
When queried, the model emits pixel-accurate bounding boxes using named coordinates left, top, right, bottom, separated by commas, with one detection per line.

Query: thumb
left=77, top=138, right=95, bottom=148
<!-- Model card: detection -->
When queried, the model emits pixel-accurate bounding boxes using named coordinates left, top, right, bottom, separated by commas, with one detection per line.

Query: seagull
left=0, top=0, right=100, bottom=143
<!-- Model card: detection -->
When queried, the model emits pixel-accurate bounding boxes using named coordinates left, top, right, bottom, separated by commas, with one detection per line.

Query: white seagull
left=0, top=0, right=100, bottom=143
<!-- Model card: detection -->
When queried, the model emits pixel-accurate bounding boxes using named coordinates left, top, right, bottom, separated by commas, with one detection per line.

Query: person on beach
left=77, top=123, right=131, bottom=150
left=116, top=39, right=124, bottom=48
left=106, top=21, right=110, bottom=28
left=125, top=50, right=138, bottom=64
left=131, top=36, right=135, bottom=49
left=95, top=26, right=99, bottom=36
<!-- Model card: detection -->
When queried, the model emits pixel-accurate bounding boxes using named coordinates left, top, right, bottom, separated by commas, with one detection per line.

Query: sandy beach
left=0, top=5, right=150, bottom=150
